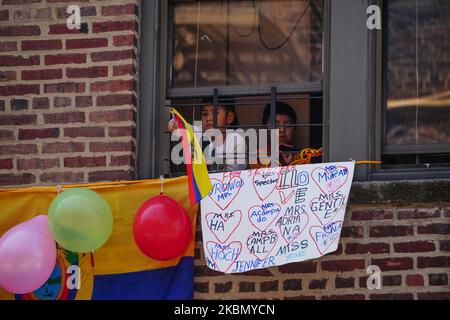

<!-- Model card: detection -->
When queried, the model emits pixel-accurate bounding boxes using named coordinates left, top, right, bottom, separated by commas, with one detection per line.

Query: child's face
left=275, top=114, right=295, bottom=145
left=201, top=105, right=233, bottom=131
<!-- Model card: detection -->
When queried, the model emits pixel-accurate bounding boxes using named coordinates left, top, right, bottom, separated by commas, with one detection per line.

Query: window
left=162, top=0, right=325, bottom=176
left=381, top=0, right=450, bottom=171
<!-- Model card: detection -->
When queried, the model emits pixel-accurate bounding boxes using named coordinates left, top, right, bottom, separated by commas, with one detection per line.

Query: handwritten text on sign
left=201, top=162, right=355, bottom=273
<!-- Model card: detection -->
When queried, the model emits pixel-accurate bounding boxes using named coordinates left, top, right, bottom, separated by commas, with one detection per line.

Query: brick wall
left=0, top=0, right=139, bottom=187
left=193, top=203, right=450, bottom=300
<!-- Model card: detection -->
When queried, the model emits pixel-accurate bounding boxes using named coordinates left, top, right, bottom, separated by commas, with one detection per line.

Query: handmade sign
left=200, top=161, right=355, bottom=274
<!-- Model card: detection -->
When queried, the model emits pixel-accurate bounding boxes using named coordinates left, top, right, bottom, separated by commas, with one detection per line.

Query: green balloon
left=48, top=188, right=113, bottom=253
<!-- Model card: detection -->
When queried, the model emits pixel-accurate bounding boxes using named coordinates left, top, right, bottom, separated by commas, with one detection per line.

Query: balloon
left=48, top=188, right=113, bottom=253
left=133, top=195, right=191, bottom=261
left=0, top=215, right=57, bottom=294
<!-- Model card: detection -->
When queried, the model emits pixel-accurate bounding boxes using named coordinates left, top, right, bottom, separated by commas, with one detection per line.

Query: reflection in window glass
left=385, top=0, right=450, bottom=145
left=171, top=0, right=323, bottom=88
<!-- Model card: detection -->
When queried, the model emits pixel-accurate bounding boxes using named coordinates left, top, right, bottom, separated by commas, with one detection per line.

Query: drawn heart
left=206, top=241, right=242, bottom=273
left=246, top=231, right=278, bottom=261
left=279, top=190, right=295, bottom=205
left=309, top=221, right=343, bottom=255
left=276, top=212, right=309, bottom=244
left=311, top=166, right=349, bottom=195
left=205, top=210, right=242, bottom=243
left=248, top=203, right=281, bottom=231
left=252, top=171, right=279, bottom=201
left=208, top=176, right=243, bottom=210
left=309, top=194, right=346, bottom=226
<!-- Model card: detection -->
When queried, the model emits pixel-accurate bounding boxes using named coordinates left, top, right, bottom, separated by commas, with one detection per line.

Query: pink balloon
left=0, top=215, right=57, bottom=294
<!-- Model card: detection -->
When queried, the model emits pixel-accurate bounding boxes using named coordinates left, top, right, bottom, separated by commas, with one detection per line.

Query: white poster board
left=200, top=161, right=355, bottom=273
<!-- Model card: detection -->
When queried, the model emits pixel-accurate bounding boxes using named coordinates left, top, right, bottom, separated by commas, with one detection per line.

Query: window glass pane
left=171, top=0, right=323, bottom=88
left=385, top=0, right=450, bottom=146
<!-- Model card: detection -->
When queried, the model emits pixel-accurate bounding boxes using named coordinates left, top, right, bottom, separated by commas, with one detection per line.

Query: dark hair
left=262, top=101, right=297, bottom=125
left=200, top=97, right=239, bottom=126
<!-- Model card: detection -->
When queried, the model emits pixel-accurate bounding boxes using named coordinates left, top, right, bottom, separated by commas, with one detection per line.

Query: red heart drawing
left=208, top=176, right=243, bottom=210
left=311, top=166, right=349, bottom=195
left=309, top=221, right=343, bottom=255
left=252, top=171, right=279, bottom=201
left=248, top=203, right=281, bottom=231
left=309, top=193, right=346, bottom=226
left=246, top=230, right=278, bottom=261
left=205, top=210, right=242, bottom=243
left=279, top=190, right=295, bottom=205
left=276, top=212, right=309, bottom=244
left=206, top=241, right=242, bottom=273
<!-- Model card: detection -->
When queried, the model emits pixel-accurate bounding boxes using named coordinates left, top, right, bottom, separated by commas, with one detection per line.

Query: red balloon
left=133, top=195, right=192, bottom=261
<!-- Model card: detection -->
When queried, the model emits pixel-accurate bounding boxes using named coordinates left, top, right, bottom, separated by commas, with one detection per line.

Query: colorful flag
left=170, top=108, right=212, bottom=206
left=0, top=177, right=196, bottom=300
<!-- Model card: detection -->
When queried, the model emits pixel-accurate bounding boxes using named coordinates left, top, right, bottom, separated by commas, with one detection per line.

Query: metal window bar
left=164, top=88, right=323, bottom=177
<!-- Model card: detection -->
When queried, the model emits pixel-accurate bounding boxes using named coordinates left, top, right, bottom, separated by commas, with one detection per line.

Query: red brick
left=283, top=279, right=302, bottom=291
left=101, top=4, right=137, bottom=16
left=54, top=97, right=71, bottom=108
left=45, top=53, right=86, bottom=65
left=0, top=158, right=13, bottom=170
left=19, top=128, right=59, bottom=140
left=321, top=259, right=365, bottom=272
left=91, top=49, right=134, bottom=62
left=22, top=40, right=62, bottom=51
left=0, top=114, right=36, bottom=125
left=110, top=155, right=133, bottom=167
left=89, top=141, right=133, bottom=153
left=0, top=25, right=40, bottom=37
left=0, top=10, right=9, bottom=21
left=22, top=69, right=62, bottom=81
left=0, top=144, right=37, bottom=156
left=32, top=97, right=49, bottom=109
left=108, top=126, right=134, bottom=137
left=278, top=261, right=317, bottom=274
left=0, top=55, right=39, bottom=66
left=49, top=24, right=86, bottom=35
left=0, top=84, right=40, bottom=96
left=89, top=110, right=133, bottom=123
left=369, top=293, right=413, bottom=300
left=11, top=99, right=28, bottom=110
left=440, top=240, right=450, bottom=251
left=382, top=275, right=402, bottom=286
left=113, top=35, right=135, bottom=47
left=194, top=282, right=209, bottom=293
left=417, top=256, right=450, bottom=269
left=321, top=294, right=365, bottom=300
left=33, top=7, right=52, bottom=19
left=238, top=281, right=255, bottom=293
left=429, top=273, right=448, bottom=286
left=308, top=278, right=328, bottom=289
left=3, top=0, right=41, bottom=4
left=64, top=127, right=104, bottom=138
left=113, top=64, right=134, bottom=76
left=17, top=158, right=59, bottom=170
left=90, top=80, right=134, bottom=93
left=40, top=172, right=84, bottom=184
left=64, top=156, right=106, bottom=168
left=93, top=21, right=137, bottom=33
left=66, top=66, right=108, bottom=79
left=369, top=225, right=414, bottom=237
left=394, top=241, right=436, bottom=253
left=345, top=242, right=390, bottom=254
left=75, top=96, right=93, bottom=108
left=44, top=112, right=85, bottom=124
left=397, top=209, right=440, bottom=220
left=0, top=173, right=36, bottom=185
left=335, top=276, right=355, bottom=288
left=0, top=129, right=14, bottom=141
left=215, top=282, right=232, bottom=294
left=0, top=42, right=17, bottom=52
left=13, top=9, right=31, bottom=21
left=97, top=94, right=135, bottom=106
left=42, top=142, right=84, bottom=153
left=0, top=71, right=16, bottom=81
left=88, top=170, right=132, bottom=182
left=260, top=280, right=278, bottom=292
left=417, top=292, right=450, bottom=300
left=406, top=274, right=424, bottom=286
left=417, top=224, right=449, bottom=235
left=44, top=82, right=85, bottom=93
left=66, top=38, right=108, bottom=49
left=371, top=258, right=413, bottom=271
left=351, top=209, right=393, bottom=221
